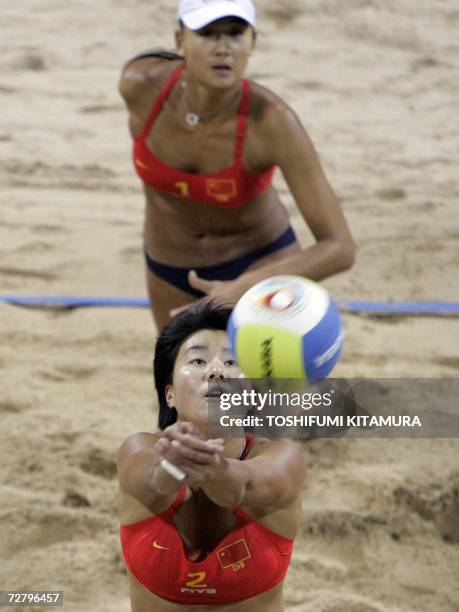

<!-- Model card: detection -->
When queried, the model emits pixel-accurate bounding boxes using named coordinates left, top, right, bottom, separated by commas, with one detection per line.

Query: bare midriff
left=143, top=184, right=291, bottom=267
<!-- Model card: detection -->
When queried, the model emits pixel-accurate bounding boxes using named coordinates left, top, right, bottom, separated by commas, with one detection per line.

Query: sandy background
left=1, top=1, right=458, bottom=610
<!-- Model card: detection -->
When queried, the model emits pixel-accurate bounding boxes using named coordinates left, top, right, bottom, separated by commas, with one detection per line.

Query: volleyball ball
left=227, top=276, right=343, bottom=383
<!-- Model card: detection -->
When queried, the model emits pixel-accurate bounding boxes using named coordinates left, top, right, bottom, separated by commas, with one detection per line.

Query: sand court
left=1, top=1, right=458, bottom=610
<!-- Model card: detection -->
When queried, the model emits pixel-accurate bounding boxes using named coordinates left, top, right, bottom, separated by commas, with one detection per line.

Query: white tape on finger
left=160, top=458, right=187, bottom=482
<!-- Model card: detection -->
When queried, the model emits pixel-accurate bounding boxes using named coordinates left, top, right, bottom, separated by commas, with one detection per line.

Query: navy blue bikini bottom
left=144, top=226, right=297, bottom=297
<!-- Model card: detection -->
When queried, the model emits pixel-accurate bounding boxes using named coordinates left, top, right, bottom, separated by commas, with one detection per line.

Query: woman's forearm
left=151, top=460, right=185, bottom=496
left=200, top=459, right=251, bottom=507
left=244, top=238, right=355, bottom=287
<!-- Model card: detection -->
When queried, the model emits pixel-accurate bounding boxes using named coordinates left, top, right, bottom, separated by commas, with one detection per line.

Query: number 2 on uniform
left=175, top=182, right=189, bottom=196
left=186, top=572, right=207, bottom=588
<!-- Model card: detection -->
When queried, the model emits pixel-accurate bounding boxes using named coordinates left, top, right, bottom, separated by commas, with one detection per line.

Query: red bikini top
left=132, top=66, right=275, bottom=208
left=120, top=433, right=294, bottom=605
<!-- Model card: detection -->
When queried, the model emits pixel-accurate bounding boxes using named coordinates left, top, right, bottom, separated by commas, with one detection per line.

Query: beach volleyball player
left=119, top=0, right=355, bottom=329
left=118, top=302, right=306, bottom=610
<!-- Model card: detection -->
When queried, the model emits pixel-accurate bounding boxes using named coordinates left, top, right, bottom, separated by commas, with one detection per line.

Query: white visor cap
left=178, top=0, right=256, bottom=31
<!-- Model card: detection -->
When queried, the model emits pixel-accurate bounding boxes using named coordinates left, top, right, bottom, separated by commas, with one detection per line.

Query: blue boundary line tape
left=0, top=295, right=459, bottom=315
left=339, top=301, right=459, bottom=315
left=0, top=296, right=149, bottom=308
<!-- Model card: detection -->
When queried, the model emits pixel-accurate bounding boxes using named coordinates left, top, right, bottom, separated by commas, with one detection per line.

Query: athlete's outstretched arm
left=250, top=100, right=356, bottom=281
left=142, top=426, right=305, bottom=511
left=117, top=432, right=182, bottom=506
left=117, top=423, right=225, bottom=508
left=199, top=440, right=306, bottom=511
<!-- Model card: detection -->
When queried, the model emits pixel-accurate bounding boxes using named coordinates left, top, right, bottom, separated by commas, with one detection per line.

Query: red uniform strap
left=138, top=65, right=185, bottom=140
left=234, top=79, right=250, bottom=164
left=239, top=432, right=255, bottom=460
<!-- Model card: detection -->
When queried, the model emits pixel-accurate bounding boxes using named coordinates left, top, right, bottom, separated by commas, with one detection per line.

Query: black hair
left=154, top=301, right=233, bottom=429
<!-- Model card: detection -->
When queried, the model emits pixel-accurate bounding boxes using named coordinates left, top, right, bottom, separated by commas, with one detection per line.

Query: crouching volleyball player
left=117, top=302, right=306, bottom=611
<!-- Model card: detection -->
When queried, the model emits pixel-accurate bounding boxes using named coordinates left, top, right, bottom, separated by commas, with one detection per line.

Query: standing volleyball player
left=119, top=0, right=355, bottom=329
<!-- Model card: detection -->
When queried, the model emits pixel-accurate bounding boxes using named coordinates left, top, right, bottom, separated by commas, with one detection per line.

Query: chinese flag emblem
left=217, top=539, right=251, bottom=571
left=206, top=179, right=237, bottom=203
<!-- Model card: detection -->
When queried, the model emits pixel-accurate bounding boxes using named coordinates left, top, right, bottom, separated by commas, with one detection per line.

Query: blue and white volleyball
left=228, top=276, right=343, bottom=383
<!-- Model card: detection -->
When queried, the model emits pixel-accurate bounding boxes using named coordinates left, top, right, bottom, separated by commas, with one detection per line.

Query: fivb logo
left=181, top=572, right=216, bottom=595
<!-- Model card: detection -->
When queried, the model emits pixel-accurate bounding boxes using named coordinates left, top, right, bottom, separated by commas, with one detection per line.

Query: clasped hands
left=154, top=421, right=227, bottom=489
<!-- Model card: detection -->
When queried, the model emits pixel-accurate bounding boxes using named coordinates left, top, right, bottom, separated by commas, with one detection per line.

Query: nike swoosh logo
left=152, top=540, right=169, bottom=550
left=135, top=158, right=150, bottom=170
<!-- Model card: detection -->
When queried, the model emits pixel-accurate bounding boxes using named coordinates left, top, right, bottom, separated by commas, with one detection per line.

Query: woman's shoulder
left=245, top=79, right=304, bottom=154
left=117, top=430, right=161, bottom=464
left=246, top=79, right=293, bottom=121
left=119, top=49, right=184, bottom=108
